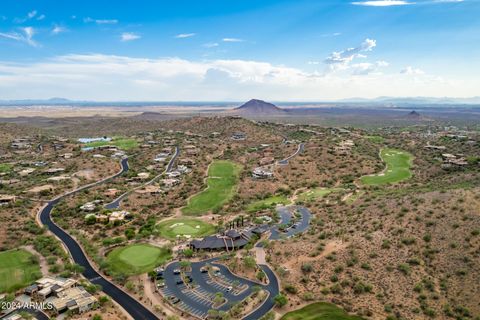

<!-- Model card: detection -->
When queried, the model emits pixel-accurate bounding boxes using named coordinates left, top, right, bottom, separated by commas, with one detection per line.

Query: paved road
left=105, top=145, right=180, bottom=209
left=243, top=264, right=279, bottom=320
left=38, top=158, right=160, bottom=320
left=277, top=143, right=304, bottom=165
left=269, top=205, right=311, bottom=240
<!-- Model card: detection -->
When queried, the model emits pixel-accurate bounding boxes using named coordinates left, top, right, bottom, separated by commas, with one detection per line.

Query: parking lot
left=158, top=259, right=261, bottom=319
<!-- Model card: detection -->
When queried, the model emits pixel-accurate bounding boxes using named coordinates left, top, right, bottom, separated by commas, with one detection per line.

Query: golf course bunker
left=360, top=148, right=413, bottom=185
left=182, top=160, right=241, bottom=215
left=157, top=218, right=215, bottom=240
left=106, top=243, right=171, bottom=275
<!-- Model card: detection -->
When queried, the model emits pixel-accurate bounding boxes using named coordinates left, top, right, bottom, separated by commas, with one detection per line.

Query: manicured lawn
left=84, top=138, right=138, bottom=150
left=281, top=302, right=364, bottom=320
left=182, top=160, right=241, bottom=216
left=247, top=195, right=291, bottom=213
left=106, top=244, right=171, bottom=275
left=360, top=148, right=413, bottom=185
left=297, top=187, right=343, bottom=202
left=0, top=163, right=12, bottom=173
left=0, top=249, right=42, bottom=293
left=157, top=218, right=215, bottom=240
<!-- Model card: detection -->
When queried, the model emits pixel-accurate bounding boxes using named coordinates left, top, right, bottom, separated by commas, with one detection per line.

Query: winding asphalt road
left=277, top=143, right=305, bottom=165
left=105, top=145, right=180, bottom=209
left=38, top=157, right=160, bottom=320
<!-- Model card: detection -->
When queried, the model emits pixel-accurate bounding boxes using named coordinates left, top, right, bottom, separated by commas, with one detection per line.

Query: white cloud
left=175, top=33, right=196, bottom=39
left=352, top=60, right=389, bottom=75
left=203, top=42, right=219, bottom=48
left=52, top=25, right=68, bottom=35
left=0, top=54, right=471, bottom=101
left=121, top=32, right=141, bottom=42
left=84, top=17, right=118, bottom=24
left=400, top=66, right=425, bottom=75
left=352, top=0, right=412, bottom=6
left=14, top=10, right=42, bottom=23
left=324, top=38, right=377, bottom=72
left=222, top=38, right=244, bottom=42
left=0, top=27, right=38, bottom=46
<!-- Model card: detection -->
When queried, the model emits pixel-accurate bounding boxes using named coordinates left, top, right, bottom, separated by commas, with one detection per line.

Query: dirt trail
left=21, top=245, right=49, bottom=276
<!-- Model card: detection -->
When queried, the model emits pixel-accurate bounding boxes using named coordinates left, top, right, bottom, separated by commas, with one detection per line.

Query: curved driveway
left=277, top=143, right=304, bottom=165
left=38, top=157, right=160, bottom=320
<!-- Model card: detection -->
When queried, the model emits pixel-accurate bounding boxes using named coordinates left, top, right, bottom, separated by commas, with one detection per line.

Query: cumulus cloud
left=0, top=27, right=38, bottom=46
left=121, top=32, right=141, bottom=42
left=222, top=38, right=244, bottom=42
left=351, top=60, right=389, bottom=75
left=400, top=66, right=425, bottom=75
left=0, top=54, right=468, bottom=100
left=175, top=33, right=196, bottom=38
left=324, top=38, right=377, bottom=72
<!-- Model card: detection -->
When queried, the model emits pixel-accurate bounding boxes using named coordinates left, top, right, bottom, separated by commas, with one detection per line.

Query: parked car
left=173, top=269, right=181, bottom=275
left=176, top=279, right=184, bottom=285
left=226, top=286, right=233, bottom=292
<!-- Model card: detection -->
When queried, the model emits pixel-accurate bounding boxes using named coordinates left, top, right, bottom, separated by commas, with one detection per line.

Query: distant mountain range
left=0, top=96, right=480, bottom=106
left=338, top=96, right=480, bottom=105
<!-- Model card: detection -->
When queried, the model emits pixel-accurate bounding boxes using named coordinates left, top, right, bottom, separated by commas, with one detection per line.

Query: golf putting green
left=360, top=148, right=413, bottom=185
left=157, top=218, right=215, bottom=240
left=106, top=244, right=171, bottom=275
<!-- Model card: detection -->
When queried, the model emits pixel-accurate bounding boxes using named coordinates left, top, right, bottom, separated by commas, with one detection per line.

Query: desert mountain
left=233, top=99, right=286, bottom=115
left=406, top=110, right=421, bottom=118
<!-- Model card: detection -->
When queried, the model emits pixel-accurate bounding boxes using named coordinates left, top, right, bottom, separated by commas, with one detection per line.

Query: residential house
left=252, top=167, right=274, bottom=179
left=0, top=195, right=16, bottom=205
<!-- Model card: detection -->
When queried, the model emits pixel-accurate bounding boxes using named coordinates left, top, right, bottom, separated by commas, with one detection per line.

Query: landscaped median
left=182, top=160, right=241, bottom=216
left=105, top=243, right=172, bottom=276
left=360, top=148, right=413, bottom=185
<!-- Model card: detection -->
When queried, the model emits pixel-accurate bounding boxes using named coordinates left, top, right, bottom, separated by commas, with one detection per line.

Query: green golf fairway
left=84, top=138, right=138, bottom=150
left=106, top=244, right=171, bottom=275
left=360, top=148, right=413, bottom=185
left=157, top=218, right=215, bottom=240
left=182, top=160, right=241, bottom=215
left=297, top=188, right=343, bottom=202
left=0, top=249, right=42, bottom=293
left=281, top=302, right=364, bottom=320
left=247, top=195, right=291, bottom=212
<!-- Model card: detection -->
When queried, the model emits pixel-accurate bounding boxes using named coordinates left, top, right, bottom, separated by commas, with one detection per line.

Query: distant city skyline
left=0, top=0, right=478, bottom=101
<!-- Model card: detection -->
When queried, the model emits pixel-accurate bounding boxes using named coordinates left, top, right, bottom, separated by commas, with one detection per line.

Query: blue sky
left=0, top=0, right=478, bottom=101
